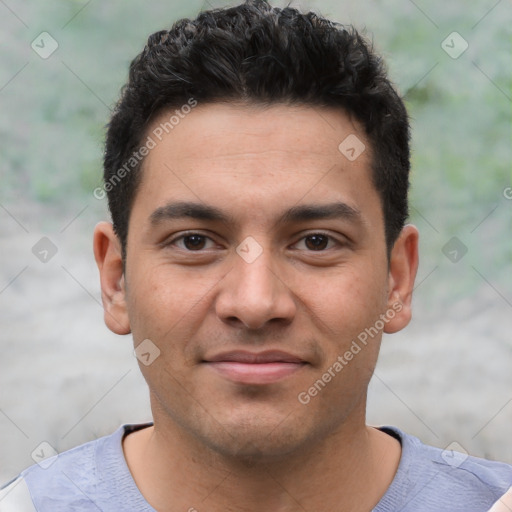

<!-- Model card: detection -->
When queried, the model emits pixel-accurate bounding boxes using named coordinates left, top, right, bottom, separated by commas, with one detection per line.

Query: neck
left=123, top=411, right=401, bottom=512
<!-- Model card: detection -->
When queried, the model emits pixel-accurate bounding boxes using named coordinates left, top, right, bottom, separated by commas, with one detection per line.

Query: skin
left=488, top=487, right=512, bottom=511
left=94, top=102, right=419, bottom=512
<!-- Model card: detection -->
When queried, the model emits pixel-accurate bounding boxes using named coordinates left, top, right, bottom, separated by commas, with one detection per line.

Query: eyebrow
left=149, top=200, right=363, bottom=227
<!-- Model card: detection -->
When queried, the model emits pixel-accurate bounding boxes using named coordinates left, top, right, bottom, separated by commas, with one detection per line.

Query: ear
left=383, top=224, right=419, bottom=334
left=93, top=222, right=131, bottom=335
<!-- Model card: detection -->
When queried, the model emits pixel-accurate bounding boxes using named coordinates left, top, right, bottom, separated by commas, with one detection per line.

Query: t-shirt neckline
left=110, top=422, right=410, bottom=511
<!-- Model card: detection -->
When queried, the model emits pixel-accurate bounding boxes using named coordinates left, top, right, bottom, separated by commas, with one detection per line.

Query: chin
left=191, top=408, right=325, bottom=464
left=206, top=427, right=307, bottom=463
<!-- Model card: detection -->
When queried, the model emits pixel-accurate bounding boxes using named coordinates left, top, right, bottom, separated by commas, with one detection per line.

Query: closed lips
left=204, top=350, right=306, bottom=364
left=203, top=351, right=308, bottom=384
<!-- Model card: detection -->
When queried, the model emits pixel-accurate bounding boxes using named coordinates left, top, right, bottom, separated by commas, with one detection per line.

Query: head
left=103, top=0, right=411, bottom=260
left=94, top=0, right=418, bottom=461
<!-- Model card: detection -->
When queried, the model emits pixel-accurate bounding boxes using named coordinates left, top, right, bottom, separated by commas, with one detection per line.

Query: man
left=1, top=1, right=511, bottom=510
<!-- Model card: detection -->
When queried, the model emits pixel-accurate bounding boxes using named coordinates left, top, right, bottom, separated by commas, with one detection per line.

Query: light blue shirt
left=1, top=423, right=511, bottom=511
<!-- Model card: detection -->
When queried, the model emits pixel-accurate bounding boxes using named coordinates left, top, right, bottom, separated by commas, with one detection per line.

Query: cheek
left=315, top=265, right=387, bottom=333
left=126, top=274, right=203, bottom=390
left=307, top=270, right=386, bottom=397
left=125, top=264, right=197, bottom=342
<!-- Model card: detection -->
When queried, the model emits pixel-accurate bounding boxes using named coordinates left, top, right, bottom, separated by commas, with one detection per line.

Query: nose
left=215, top=245, right=297, bottom=330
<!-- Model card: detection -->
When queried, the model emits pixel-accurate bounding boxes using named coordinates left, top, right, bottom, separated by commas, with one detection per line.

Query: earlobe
left=383, top=224, right=419, bottom=334
left=93, top=222, right=131, bottom=335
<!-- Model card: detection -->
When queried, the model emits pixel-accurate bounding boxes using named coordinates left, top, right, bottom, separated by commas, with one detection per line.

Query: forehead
left=132, top=102, right=381, bottom=230
left=145, top=102, right=369, bottom=167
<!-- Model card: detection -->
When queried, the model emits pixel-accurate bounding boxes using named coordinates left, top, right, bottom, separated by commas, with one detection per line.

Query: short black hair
left=103, top=0, right=410, bottom=259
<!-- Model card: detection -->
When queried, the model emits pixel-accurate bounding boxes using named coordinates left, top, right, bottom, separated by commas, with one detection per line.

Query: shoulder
left=0, top=423, right=151, bottom=512
left=377, top=426, right=512, bottom=512
left=0, top=476, right=36, bottom=512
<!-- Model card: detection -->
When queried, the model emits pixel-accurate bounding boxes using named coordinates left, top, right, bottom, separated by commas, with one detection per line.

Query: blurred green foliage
left=1, top=0, right=510, bottom=302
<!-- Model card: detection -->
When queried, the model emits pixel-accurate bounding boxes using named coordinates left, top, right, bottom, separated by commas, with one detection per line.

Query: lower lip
left=205, top=361, right=306, bottom=384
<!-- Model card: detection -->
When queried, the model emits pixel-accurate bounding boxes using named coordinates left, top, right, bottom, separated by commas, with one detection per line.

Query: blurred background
left=0, top=0, right=511, bottom=482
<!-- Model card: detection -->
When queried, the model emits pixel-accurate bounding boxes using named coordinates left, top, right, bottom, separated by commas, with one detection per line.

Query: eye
left=292, top=233, right=341, bottom=251
left=168, top=233, right=216, bottom=251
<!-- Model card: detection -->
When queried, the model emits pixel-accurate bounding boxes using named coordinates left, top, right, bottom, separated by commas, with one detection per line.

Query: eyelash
left=166, top=231, right=345, bottom=252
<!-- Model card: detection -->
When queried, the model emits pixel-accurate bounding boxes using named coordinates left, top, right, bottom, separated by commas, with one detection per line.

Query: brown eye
left=304, top=233, right=330, bottom=251
left=182, top=234, right=207, bottom=250
left=304, top=234, right=330, bottom=251
left=291, top=232, right=343, bottom=252
left=168, top=233, right=216, bottom=251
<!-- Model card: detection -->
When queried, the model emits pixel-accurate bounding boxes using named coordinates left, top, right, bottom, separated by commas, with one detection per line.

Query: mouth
left=202, top=350, right=308, bottom=385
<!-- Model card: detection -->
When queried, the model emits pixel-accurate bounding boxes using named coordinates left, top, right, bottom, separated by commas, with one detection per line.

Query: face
left=94, top=102, right=418, bottom=460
